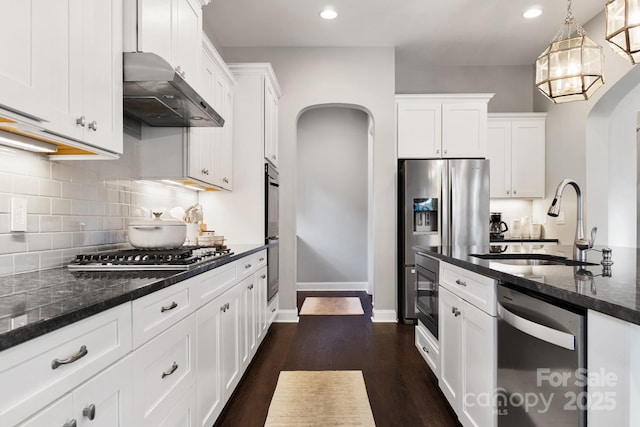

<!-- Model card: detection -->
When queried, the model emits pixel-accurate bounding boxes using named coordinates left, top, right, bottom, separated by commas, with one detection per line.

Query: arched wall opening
left=295, top=104, right=374, bottom=294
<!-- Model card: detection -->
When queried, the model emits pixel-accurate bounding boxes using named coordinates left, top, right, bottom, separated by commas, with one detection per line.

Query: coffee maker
left=490, top=212, right=508, bottom=240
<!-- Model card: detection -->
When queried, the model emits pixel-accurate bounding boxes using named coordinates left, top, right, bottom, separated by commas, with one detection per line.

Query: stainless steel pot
left=128, top=212, right=186, bottom=249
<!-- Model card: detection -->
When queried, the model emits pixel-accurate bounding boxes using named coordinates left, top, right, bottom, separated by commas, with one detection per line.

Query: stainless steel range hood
left=123, top=52, right=224, bottom=127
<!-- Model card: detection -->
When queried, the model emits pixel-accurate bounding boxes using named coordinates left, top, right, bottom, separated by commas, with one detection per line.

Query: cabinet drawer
left=238, top=255, right=257, bottom=278
left=253, top=250, right=267, bottom=269
left=415, top=321, right=440, bottom=377
left=132, top=277, right=196, bottom=348
left=133, top=314, right=196, bottom=427
left=440, top=262, right=496, bottom=316
left=194, top=261, right=238, bottom=308
left=0, top=304, right=132, bottom=426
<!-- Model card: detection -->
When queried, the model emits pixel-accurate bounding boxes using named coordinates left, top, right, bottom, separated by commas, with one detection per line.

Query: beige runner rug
left=299, top=297, right=364, bottom=316
left=264, top=370, right=376, bottom=426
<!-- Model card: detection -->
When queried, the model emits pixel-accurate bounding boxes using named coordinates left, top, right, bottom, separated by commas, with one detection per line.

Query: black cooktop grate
left=70, top=246, right=232, bottom=269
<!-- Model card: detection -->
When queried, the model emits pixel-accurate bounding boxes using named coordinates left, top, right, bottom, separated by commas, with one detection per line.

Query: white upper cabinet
left=488, top=113, right=546, bottom=198
left=0, top=0, right=123, bottom=157
left=264, top=78, right=280, bottom=167
left=132, top=0, right=204, bottom=89
left=396, top=94, right=493, bottom=159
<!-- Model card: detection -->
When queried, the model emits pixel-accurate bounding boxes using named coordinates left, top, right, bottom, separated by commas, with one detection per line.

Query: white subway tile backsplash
left=12, top=175, right=40, bottom=195
left=0, top=234, right=27, bottom=255
left=52, top=233, right=73, bottom=249
left=27, top=233, right=51, bottom=251
left=39, top=179, right=61, bottom=197
left=1, top=142, right=198, bottom=276
left=51, top=198, right=72, bottom=215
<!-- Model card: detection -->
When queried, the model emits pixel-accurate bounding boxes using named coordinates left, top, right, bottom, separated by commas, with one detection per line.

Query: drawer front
left=253, top=250, right=267, bottom=270
left=194, top=261, right=238, bottom=308
left=132, top=277, right=195, bottom=348
left=0, top=304, right=132, bottom=426
left=237, top=253, right=258, bottom=279
left=133, top=313, right=196, bottom=427
left=415, top=321, right=440, bottom=377
left=440, top=262, right=496, bottom=316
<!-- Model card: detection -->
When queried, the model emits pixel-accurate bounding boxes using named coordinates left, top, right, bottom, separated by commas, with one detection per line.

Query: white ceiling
left=203, top=0, right=605, bottom=66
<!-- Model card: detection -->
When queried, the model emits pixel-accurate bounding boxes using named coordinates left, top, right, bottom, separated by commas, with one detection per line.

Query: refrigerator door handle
left=441, top=161, right=449, bottom=247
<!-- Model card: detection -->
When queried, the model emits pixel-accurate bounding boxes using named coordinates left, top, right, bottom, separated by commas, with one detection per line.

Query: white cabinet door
left=397, top=101, right=442, bottom=158
left=487, top=115, right=546, bottom=199
left=439, top=286, right=461, bottom=407
left=136, top=0, right=201, bottom=89
left=487, top=120, right=511, bottom=198
left=239, top=275, right=255, bottom=369
left=195, top=293, right=223, bottom=427
left=0, top=1, right=70, bottom=124
left=219, top=284, right=242, bottom=398
left=442, top=102, right=487, bottom=158
left=264, top=77, right=279, bottom=167
left=255, top=266, right=268, bottom=344
left=218, top=78, right=234, bottom=189
left=460, top=299, right=496, bottom=427
left=510, top=119, right=545, bottom=198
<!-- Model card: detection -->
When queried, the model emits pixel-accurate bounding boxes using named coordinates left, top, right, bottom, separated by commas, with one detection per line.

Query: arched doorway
left=295, top=105, right=373, bottom=293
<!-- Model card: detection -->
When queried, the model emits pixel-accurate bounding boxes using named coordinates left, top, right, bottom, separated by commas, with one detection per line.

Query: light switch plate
left=10, top=197, right=27, bottom=232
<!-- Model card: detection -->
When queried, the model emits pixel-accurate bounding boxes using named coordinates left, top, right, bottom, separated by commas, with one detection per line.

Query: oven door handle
left=497, top=303, right=575, bottom=350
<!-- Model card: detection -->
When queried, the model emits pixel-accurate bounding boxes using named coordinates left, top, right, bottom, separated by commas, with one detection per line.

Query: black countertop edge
left=490, top=238, right=559, bottom=243
left=0, top=244, right=267, bottom=352
left=417, top=249, right=640, bottom=326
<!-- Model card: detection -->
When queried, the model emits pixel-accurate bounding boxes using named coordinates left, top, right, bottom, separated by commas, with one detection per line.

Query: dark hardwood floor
left=214, top=291, right=460, bottom=426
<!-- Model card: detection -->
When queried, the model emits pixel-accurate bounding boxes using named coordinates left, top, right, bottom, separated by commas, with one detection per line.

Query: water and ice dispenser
left=413, top=198, right=438, bottom=233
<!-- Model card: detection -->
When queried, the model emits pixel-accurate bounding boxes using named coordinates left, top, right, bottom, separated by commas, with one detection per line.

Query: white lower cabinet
left=438, top=262, right=497, bottom=427
left=133, top=314, right=197, bottom=427
left=17, top=355, right=133, bottom=427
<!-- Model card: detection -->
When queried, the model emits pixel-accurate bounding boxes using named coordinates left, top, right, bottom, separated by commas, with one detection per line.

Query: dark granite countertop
left=490, top=238, right=559, bottom=243
left=414, top=244, right=640, bottom=326
left=0, top=244, right=266, bottom=351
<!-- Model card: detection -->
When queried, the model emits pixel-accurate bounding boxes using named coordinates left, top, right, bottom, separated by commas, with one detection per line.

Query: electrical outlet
left=10, top=314, right=28, bottom=330
left=10, top=197, right=27, bottom=232
left=556, top=211, right=566, bottom=225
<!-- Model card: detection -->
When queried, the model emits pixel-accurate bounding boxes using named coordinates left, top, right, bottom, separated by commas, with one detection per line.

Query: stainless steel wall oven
left=265, top=163, right=279, bottom=302
left=415, top=252, right=439, bottom=339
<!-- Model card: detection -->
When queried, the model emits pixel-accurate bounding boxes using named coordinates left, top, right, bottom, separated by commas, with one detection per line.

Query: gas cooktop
left=67, top=246, right=233, bottom=271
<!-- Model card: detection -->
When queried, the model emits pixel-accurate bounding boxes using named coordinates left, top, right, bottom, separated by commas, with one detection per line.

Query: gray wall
left=221, top=47, right=397, bottom=321
left=296, top=107, right=368, bottom=286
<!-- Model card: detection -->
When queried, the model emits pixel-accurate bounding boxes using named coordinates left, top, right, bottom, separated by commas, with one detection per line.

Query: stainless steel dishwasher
left=497, top=285, right=586, bottom=426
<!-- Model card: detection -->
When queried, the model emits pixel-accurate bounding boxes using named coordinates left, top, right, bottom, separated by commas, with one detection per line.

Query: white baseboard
left=275, top=309, right=299, bottom=323
left=372, top=309, right=397, bottom=323
left=296, top=281, right=370, bottom=292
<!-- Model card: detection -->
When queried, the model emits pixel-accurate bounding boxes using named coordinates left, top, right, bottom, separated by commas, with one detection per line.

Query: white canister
left=510, top=219, right=522, bottom=238
left=530, top=223, right=542, bottom=239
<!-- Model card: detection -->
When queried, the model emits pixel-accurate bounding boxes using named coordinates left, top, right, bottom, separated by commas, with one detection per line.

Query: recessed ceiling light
left=320, top=8, right=337, bottom=20
left=522, top=8, right=542, bottom=19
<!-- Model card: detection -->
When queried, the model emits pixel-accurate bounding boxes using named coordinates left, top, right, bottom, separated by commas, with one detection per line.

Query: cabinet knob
left=221, top=305, right=226, bottom=312
left=444, top=150, right=448, bottom=155
left=513, top=190, right=517, bottom=195
left=245, top=263, right=252, bottom=269
left=506, top=190, right=510, bottom=195
left=452, top=307, right=461, bottom=317
left=83, top=404, right=96, bottom=420
left=175, top=65, right=186, bottom=79
left=259, top=257, right=265, bottom=261
left=88, top=120, right=98, bottom=131
left=63, top=420, right=77, bottom=427
left=248, top=284, right=254, bottom=290
left=261, top=274, right=266, bottom=279
left=422, top=346, right=429, bottom=354
left=76, top=116, right=86, bottom=127
left=223, top=177, right=229, bottom=183
left=202, top=168, right=209, bottom=175
left=226, top=302, right=230, bottom=310
left=272, top=308, right=276, bottom=312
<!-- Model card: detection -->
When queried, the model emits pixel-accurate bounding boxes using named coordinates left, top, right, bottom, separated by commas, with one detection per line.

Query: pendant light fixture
left=535, top=0, right=605, bottom=103
left=606, top=0, right=640, bottom=64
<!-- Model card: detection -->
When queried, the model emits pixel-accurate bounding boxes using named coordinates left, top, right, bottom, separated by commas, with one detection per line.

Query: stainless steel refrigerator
left=398, top=159, right=489, bottom=323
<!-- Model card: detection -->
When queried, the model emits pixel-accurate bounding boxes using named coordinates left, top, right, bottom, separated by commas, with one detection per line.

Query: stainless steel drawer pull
left=161, top=362, right=178, bottom=379
left=226, top=302, right=230, bottom=310
left=221, top=305, right=226, bottom=312
left=245, top=263, right=252, bottom=269
left=83, top=404, right=96, bottom=420
left=248, top=284, right=254, bottom=290
left=261, top=274, right=266, bottom=279
left=455, top=279, right=467, bottom=287
left=272, top=308, right=276, bottom=313
left=52, top=345, right=88, bottom=369
left=451, top=307, right=461, bottom=317
left=422, top=346, right=429, bottom=354
left=259, top=257, right=265, bottom=261
left=161, top=301, right=178, bottom=313
left=63, top=420, right=77, bottom=427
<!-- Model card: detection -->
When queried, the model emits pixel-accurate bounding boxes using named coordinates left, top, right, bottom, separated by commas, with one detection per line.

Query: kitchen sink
left=470, top=253, right=598, bottom=267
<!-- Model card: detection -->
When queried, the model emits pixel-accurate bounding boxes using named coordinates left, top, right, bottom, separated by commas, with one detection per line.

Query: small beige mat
left=265, top=370, right=376, bottom=426
left=299, top=297, right=364, bottom=316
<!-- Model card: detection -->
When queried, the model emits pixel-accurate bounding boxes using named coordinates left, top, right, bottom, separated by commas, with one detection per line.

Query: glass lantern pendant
left=606, top=0, right=640, bottom=64
left=535, top=0, right=605, bottom=103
